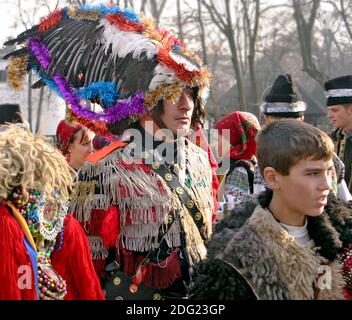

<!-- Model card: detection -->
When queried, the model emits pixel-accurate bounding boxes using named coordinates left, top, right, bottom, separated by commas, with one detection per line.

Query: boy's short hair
left=257, top=119, right=334, bottom=176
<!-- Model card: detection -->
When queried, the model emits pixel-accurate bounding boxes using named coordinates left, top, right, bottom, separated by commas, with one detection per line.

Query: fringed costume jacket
left=189, top=190, right=352, bottom=300
left=70, top=135, right=214, bottom=293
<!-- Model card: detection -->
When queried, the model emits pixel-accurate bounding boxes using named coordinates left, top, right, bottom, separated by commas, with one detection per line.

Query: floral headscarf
left=215, top=111, right=260, bottom=161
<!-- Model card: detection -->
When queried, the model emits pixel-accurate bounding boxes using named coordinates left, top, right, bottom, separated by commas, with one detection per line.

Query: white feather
left=99, top=19, right=158, bottom=60
left=149, top=64, right=178, bottom=90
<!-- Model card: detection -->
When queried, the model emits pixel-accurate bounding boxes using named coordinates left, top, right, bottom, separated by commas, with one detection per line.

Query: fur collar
left=217, top=205, right=345, bottom=299
left=211, top=189, right=352, bottom=263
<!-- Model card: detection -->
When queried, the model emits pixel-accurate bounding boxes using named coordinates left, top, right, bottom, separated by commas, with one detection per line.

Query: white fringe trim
left=71, top=140, right=214, bottom=256
left=89, top=236, right=109, bottom=260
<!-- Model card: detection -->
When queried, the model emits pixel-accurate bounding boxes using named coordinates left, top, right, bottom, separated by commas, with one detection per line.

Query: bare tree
left=176, top=0, right=184, bottom=42
left=203, top=0, right=247, bottom=111
left=27, top=71, right=33, bottom=131
left=35, top=87, right=44, bottom=133
left=148, top=0, right=168, bottom=26
left=292, top=0, right=328, bottom=86
left=332, top=0, right=352, bottom=40
left=66, top=0, right=87, bottom=4
left=241, top=0, right=260, bottom=110
left=196, top=0, right=208, bottom=65
left=140, top=0, right=147, bottom=13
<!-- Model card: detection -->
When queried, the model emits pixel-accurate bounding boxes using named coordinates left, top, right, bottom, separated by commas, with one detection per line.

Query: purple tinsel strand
left=28, top=38, right=51, bottom=69
left=27, top=38, right=148, bottom=126
left=53, top=74, right=147, bottom=124
left=53, top=74, right=82, bottom=106
left=104, top=92, right=147, bottom=124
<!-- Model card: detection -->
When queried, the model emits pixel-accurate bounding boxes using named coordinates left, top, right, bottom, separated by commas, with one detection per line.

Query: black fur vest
left=189, top=190, right=352, bottom=300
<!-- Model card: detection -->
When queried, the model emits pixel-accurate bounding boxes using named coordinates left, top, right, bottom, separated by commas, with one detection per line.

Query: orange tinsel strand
left=38, top=9, right=64, bottom=32
left=106, top=13, right=144, bottom=33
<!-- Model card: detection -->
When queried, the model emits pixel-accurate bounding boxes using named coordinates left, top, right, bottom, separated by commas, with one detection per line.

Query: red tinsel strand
left=154, top=27, right=180, bottom=49
left=69, top=110, right=114, bottom=141
left=106, top=13, right=144, bottom=33
left=38, top=9, right=64, bottom=32
left=157, top=48, right=200, bottom=84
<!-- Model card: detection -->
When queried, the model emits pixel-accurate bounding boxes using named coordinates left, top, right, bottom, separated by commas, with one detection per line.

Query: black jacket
left=331, top=129, right=352, bottom=192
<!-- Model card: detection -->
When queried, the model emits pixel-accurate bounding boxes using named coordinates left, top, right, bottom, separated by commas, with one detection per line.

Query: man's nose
left=179, top=93, right=193, bottom=110
left=88, top=143, right=94, bottom=153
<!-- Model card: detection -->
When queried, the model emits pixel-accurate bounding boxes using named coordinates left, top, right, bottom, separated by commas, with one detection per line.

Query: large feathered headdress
left=4, top=4, right=211, bottom=138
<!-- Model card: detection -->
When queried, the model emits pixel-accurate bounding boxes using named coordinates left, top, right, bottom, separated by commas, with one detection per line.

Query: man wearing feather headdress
left=4, top=4, right=215, bottom=299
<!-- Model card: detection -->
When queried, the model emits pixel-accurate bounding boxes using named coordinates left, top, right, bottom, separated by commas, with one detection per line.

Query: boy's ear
left=263, top=167, right=280, bottom=190
left=263, top=114, right=271, bottom=124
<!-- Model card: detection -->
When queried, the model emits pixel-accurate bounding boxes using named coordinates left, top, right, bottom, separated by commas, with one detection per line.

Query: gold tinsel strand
left=7, top=56, right=27, bottom=90
left=67, top=5, right=102, bottom=21
left=75, top=10, right=102, bottom=21
left=144, top=83, right=183, bottom=111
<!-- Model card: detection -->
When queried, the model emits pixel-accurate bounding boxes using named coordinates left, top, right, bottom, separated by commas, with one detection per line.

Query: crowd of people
left=1, top=3, right=352, bottom=300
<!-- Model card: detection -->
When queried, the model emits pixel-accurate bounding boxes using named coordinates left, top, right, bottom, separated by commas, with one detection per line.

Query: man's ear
left=263, top=167, right=281, bottom=190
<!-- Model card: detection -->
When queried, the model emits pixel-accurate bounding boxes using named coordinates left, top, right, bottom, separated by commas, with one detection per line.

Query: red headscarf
left=215, top=111, right=260, bottom=161
left=56, top=119, right=83, bottom=156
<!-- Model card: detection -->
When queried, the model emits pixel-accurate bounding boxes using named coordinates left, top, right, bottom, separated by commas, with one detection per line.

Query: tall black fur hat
left=260, top=74, right=306, bottom=114
left=325, top=75, right=352, bottom=106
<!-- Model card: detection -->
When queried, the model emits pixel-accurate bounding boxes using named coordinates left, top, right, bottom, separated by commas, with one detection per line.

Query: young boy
left=254, top=74, right=351, bottom=202
left=189, top=119, right=352, bottom=300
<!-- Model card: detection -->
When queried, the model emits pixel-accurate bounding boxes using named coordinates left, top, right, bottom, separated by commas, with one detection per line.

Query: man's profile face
left=161, top=87, right=195, bottom=136
left=327, top=104, right=352, bottom=132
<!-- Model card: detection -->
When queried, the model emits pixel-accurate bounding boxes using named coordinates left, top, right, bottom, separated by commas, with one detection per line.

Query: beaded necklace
left=8, top=188, right=68, bottom=300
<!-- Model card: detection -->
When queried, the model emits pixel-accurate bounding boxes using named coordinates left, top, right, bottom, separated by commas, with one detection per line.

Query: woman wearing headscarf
left=56, top=119, right=95, bottom=171
left=215, top=111, right=260, bottom=211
